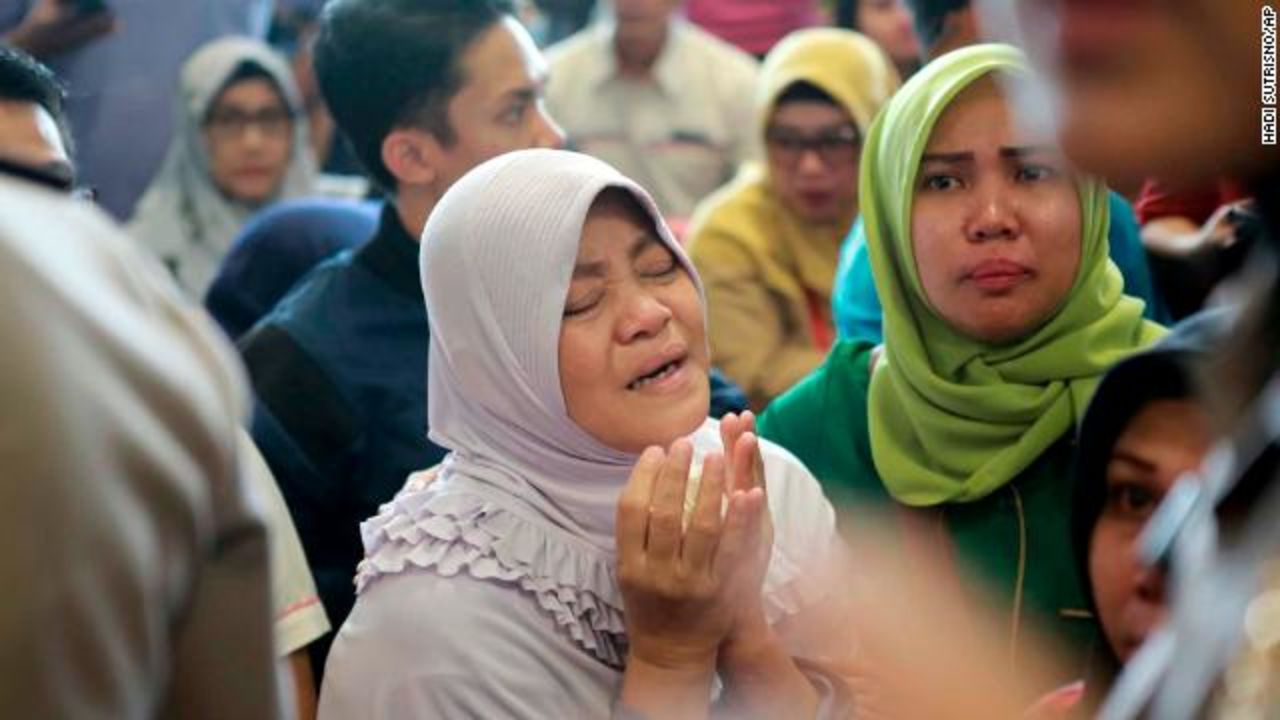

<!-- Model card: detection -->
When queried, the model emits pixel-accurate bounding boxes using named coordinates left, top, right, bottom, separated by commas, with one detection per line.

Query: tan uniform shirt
left=0, top=177, right=282, bottom=719
left=545, top=20, right=760, bottom=219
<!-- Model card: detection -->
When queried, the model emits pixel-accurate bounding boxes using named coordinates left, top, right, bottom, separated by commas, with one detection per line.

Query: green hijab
left=863, top=44, right=1165, bottom=506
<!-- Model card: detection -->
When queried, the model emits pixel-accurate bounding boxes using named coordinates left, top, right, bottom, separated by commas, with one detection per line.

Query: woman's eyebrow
left=573, top=233, right=665, bottom=278
left=571, top=260, right=607, bottom=279
left=627, top=232, right=663, bottom=261
left=920, top=151, right=972, bottom=165
left=1109, top=449, right=1158, bottom=474
left=1000, top=145, right=1056, bottom=159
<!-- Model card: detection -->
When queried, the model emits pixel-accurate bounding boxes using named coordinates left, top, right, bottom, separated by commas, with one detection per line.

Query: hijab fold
left=862, top=44, right=1165, bottom=506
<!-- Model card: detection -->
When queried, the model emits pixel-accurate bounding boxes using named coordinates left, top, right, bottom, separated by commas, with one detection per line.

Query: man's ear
left=381, top=127, right=440, bottom=187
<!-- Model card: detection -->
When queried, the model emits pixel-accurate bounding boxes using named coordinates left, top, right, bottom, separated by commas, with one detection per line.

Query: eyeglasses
left=204, top=107, right=294, bottom=140
left=764, top=125, right=861, bottom=168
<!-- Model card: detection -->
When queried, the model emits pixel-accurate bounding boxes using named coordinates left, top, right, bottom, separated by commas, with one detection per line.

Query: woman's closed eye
left=564, top=286, right=604, bottom=317
left=633, top=241, right=681, bottom=280
left=636, top=255, right=679, bottom=280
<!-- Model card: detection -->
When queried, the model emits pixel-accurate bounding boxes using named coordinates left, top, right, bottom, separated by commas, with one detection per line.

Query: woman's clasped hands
left=614, top=412, right=774, bottom=718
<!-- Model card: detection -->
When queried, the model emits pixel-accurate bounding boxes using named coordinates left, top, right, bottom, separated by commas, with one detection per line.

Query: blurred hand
left=6, top=0, right=116, bottom=59
left=1200, top=199, right=1253, bottom=249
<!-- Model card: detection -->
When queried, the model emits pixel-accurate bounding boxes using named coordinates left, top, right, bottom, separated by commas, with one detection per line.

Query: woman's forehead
left=924, top=76, right=1055, bottom=154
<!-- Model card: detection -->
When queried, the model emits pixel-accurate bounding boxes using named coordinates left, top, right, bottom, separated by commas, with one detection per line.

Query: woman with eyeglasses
left=128, top=36, right=317, bottom=298
left=685, top=29, right=899, bottom=409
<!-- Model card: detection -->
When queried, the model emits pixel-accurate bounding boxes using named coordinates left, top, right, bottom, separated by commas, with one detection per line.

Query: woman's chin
left=609, top=384, right=710, bottom=454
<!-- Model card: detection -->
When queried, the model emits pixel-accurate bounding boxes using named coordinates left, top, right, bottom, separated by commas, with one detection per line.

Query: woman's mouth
left=799, top=190, right=834, bottom=208
left=967, top=259, right=1033, bottom=292
left=627, top=355, right=689, bottom=393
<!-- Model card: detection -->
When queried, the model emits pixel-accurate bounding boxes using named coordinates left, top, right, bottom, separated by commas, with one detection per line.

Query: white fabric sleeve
left=238, top=430, right=331, bottom=656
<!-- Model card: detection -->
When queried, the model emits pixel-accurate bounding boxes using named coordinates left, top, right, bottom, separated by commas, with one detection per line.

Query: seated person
left=835, top=0, right=921, bottom=78
left=687, top=28, right=899, bottom=409
left=544, top=0, right=760, bottom=218
left=1071, top=310, right=1225, bottom=702
left=759, top=45, right=1165, bottom=688
left=318, top=149, right=847, bottom=718
left=204, top=198, right=379, bottom=340
left=128, top=36, right=317, bottom=297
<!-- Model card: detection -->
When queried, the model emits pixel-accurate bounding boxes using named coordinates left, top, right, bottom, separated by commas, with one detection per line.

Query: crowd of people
left=0, top=0, right=1275, bottom=718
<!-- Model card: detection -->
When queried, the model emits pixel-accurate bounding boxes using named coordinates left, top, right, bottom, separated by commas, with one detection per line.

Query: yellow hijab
left=689, top=28, right=899, bottom=305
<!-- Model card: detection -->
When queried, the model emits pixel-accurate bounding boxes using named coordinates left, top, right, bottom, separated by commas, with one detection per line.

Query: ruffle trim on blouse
left=354, top=484, right=826, bottom=669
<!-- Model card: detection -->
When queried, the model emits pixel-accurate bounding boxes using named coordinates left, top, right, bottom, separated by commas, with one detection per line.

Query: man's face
left=430, top=17, right=564, bottom=193
left=0, top=99, right=72, bottom=188
left=612, top=0, right=681, bottom=37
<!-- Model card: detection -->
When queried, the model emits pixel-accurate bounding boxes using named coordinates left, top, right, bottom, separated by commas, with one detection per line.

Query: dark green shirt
left=759, top=340, right=1102, bottom=683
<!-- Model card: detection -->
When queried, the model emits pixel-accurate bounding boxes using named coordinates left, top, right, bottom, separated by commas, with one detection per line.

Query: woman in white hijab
left=317, top=149, right=849, bottom=718
left=128, top=36, right=317, bottom=298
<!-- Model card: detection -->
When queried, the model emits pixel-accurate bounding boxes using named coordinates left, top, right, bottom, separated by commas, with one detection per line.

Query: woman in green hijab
left=758, top=44, right=1165, bottom=680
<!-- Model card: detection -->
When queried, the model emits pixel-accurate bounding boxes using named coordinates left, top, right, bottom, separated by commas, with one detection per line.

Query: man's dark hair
left=313, top=0, right=516, bottom=191
left=903, top=0, right=971, bottom=53
left=0, top=46, right=73, bottom=158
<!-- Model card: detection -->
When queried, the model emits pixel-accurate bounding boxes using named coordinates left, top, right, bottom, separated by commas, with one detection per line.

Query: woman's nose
left=617, top=289, right=672, bottom=342
left=966, top=188, right=1019, bottom=242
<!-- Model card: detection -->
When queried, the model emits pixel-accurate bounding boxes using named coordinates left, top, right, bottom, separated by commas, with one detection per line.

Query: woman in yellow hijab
left=686, top=28, right=899, bottom=409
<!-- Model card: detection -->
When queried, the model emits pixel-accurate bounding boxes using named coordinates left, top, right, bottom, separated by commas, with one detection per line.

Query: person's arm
left=288, top=650, right=318, bottom=720
left=235, top=430, right=330, bottom=720
left=717, top=616, right=820, bottom=718
left=3, top=0, right=114, bottom=58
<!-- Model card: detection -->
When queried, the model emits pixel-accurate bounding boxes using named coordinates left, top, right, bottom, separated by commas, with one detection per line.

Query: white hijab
left=127, top=36, right=316, bottom=298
